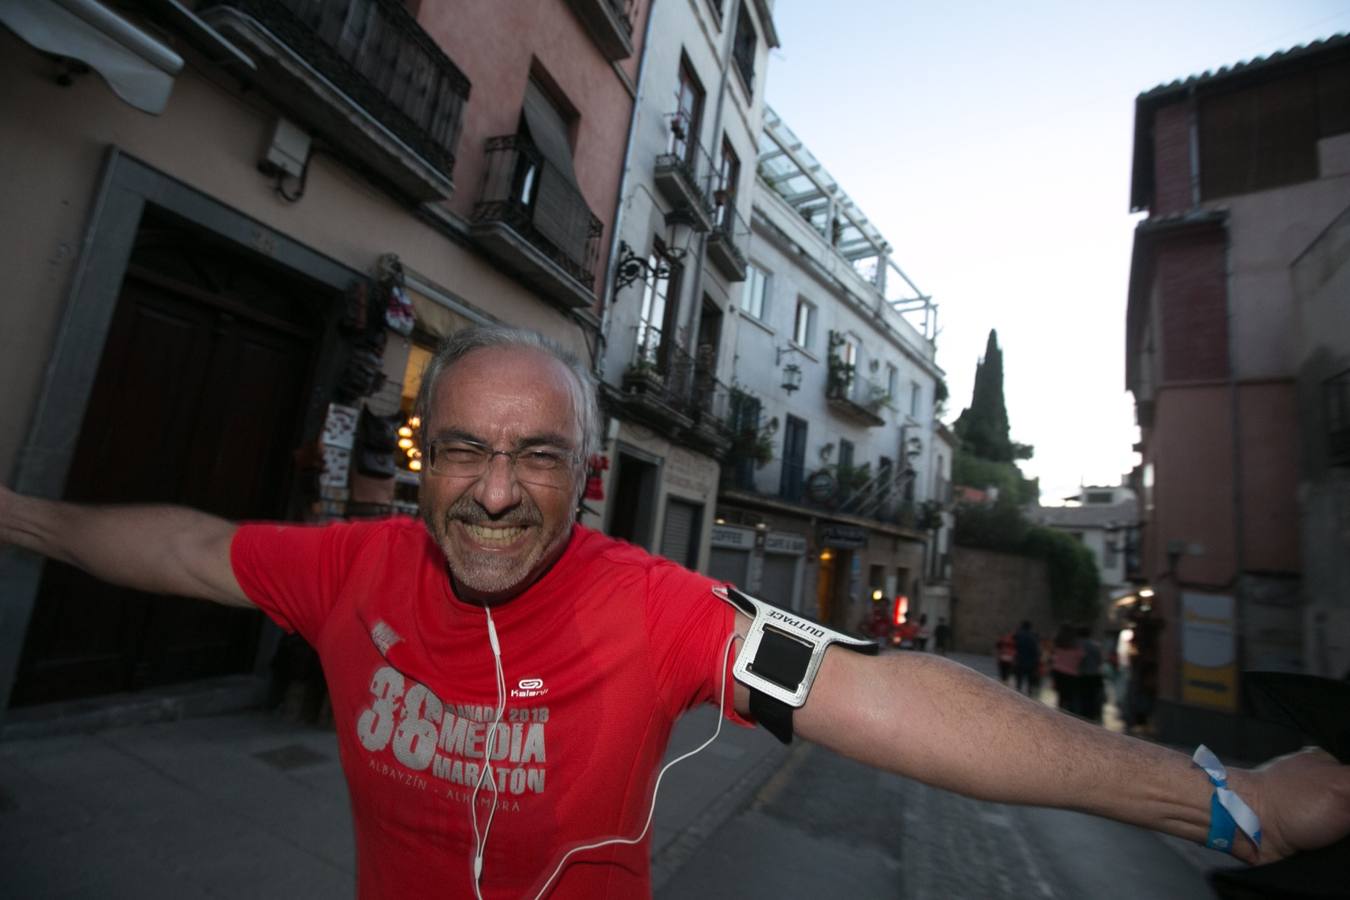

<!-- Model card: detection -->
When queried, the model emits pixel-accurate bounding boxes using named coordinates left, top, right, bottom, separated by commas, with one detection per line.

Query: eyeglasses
left=425, top=440, right=578, bottom=487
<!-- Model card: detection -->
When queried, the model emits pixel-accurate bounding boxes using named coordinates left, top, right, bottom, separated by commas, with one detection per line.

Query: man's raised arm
left=0, top=484, right=251, bottom=608
left=732, top=618, right=1350, bottom=866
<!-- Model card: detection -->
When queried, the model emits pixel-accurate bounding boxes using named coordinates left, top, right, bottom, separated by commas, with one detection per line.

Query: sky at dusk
left=763, top=1, right=1350, bottom=504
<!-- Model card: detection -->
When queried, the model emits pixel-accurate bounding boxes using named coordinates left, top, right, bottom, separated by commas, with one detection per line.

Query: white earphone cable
left=471, top=607, right=507, bottom=899
left=525, top=629, right=739, bottom=900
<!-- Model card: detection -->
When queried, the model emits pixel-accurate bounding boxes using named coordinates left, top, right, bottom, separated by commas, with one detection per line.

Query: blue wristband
left=1192, top=744, right=1262, bottom=853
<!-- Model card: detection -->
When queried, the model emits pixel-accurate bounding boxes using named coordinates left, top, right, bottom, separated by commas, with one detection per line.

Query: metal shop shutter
left=660, top=497, right=701, bottom=569
left=708, top=547, right=751, bottom=588
left=759, top=553, right=798, bottom=610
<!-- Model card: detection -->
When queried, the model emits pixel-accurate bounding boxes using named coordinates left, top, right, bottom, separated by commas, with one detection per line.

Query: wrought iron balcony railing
left=205, top=0, right=470, bottom=179
left=654, top=122, right=716, bottom=230
left=474, top=135, right=603, bottom=289
left=707, top=197, right=749, bottom=280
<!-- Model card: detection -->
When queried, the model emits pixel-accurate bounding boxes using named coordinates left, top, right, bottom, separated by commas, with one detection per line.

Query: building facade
left=592, top=0, right=778, bottom=574
left=711, top=107, right=947, bottom=631
left=1124, top=34, right=1350, bottom=753
left=0, top=0, right=645, bottom=723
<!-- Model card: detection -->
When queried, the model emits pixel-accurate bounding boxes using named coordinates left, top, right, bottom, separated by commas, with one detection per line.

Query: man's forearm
left=797, top=651, right=1227, bottom=851
left=1, top=489, right=250, bottom=607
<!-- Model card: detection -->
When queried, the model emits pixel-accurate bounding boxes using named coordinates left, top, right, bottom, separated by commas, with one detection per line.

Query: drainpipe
left=1187, top=86, right=1201, bottom=207
left=596, top=0, right=661, bottom=381
left=1223, top=226, right=1248, bottom=739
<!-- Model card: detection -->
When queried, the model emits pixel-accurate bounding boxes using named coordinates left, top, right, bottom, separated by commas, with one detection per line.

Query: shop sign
left=821, top=524, right=867, bottom=549
left=711, top=524, right=755, bottom=549
left=1181, top=592, right=1237, bottom=712
left=764, top=532, right=807, bottom=555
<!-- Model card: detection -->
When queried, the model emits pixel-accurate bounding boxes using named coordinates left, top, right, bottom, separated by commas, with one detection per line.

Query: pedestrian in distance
left=916, top=613, right=932, bottom=652
left=3, top=325, right=1348, bottom=898
left=1012, top=620, right=1040, bottom=696
left=1051, top=623, right=1084, bottom=716
left=995, top=630, right=1016, bottom=684
left=934, top=617, right=951, bottom=656
left=1077, top=626, right=1105, bottom=724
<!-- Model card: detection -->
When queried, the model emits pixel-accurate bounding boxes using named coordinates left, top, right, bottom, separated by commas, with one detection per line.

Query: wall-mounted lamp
left=776, top=344, right=804, bottom=393
left=614, top=211, right=699, bottom=293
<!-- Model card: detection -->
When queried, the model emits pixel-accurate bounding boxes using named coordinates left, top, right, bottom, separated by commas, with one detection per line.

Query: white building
left=591, top=0, right=779, bottom=573
left=710, top=108, right=948, bottom=630
left=1027, top=483, right=1140, bottom=613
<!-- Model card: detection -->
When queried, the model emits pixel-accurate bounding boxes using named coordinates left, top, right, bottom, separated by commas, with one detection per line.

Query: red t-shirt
left=232, top=518, right=744, bottom=899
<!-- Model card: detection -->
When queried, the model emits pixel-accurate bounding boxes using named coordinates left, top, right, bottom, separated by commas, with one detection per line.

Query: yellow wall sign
left=1181, top=593, right=1237, bottom=711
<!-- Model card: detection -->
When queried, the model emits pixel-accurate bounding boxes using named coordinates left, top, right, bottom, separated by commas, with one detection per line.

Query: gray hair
left=414, top=325, right=601, bottom=479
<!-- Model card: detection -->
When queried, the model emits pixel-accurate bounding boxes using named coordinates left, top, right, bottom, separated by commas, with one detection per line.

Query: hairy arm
left=732, top=618, right=1350, bottom=864
left=1, top=485, right=251, bottom=608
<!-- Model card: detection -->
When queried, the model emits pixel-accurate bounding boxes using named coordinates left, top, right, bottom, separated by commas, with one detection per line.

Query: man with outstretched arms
left=3, top=325, right=1348, bottom=898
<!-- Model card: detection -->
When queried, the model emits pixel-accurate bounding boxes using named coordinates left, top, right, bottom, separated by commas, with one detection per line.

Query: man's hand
left=1232, top=747, right=1350, bottom=864
left=0, top=483, right=252, bottom=608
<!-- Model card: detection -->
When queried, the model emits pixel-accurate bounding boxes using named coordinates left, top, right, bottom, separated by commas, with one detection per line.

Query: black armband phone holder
left=712, top=585, right=878, bottom=744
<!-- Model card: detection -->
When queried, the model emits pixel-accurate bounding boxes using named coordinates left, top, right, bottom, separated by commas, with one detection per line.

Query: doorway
left=608, top=449, right=660, bottom=550
left=780, top=414, right=807, bottom=501
left=10, top=219, right=326, bottom=706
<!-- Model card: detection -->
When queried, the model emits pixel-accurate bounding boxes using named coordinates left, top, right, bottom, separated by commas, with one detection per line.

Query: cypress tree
left=954, top=329, right=1013, bottom=462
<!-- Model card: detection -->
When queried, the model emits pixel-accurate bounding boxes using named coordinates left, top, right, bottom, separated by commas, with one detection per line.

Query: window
left=742, top=264, right=768, bottom=320
left=842, top=334, right=859, bottom=369
left=715, top=137, right=740, bottom=229
left=671, top=56, right=705, bottom=164
left=517, top=77, right=589, bottom=266
left=909, top=381, right=921, bottom=417
left=732, top=3, right=757, bottom=91
left=886, top=363, right=898, bottom=405
left=838, top=439, right=855, bottom=472
left=637, top=242, right=679, bottom=362
left=793, top=297, right=816, bottom=348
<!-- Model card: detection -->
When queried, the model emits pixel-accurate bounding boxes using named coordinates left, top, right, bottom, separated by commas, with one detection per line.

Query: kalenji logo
left=370, top=621, right=402, bottom=655
left=511, top=677, right=548, bottom=698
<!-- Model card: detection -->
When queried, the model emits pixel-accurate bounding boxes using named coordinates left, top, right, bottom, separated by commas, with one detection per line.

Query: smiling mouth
left=459, top=522, right=530, bottom=547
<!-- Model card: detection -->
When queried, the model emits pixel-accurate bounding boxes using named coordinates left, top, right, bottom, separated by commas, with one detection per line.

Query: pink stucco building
left=1125, top=34, right=1350, bottom=756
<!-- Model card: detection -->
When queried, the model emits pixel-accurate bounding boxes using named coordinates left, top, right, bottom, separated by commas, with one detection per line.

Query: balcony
left=566, top=0, right=636, bottom=61
left=654, top=119, right=715, bottom=232
left=706, top=198, right=749, bottom=282
left=825, top=363, right=888, bottom=427
left=730, top=460, right=926, bottom=536
left=613, top=326, right=733, bottom=454
left=470, top=135, right=603, bottom=311
left=200, top=0, right=470, bottom=201
left=688, top=367, right=735, bottom=456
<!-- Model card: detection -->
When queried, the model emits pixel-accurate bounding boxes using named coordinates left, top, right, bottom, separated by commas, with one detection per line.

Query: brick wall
left=1152, top=101, right=1193, bottom=215
left=1158, top=230, right=1229, bottom=382
left=950, top=546, right=1051, bottom=655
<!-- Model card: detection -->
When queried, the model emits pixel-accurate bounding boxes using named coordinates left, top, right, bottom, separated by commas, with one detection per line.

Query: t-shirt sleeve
left=644, top=561, right=752, bottom=727
left=231, top=520, right=378, bottom=644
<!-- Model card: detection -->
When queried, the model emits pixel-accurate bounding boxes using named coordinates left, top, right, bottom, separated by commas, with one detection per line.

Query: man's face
left=420, top=345, right=582, bottom=605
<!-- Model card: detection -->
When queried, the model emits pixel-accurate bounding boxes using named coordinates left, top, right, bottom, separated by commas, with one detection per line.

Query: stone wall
left=950, top=546, right=1052, bottom=654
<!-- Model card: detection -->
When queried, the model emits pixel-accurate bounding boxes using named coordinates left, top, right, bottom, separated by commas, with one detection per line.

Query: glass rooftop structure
left=758, top=106, right=936, bottom=342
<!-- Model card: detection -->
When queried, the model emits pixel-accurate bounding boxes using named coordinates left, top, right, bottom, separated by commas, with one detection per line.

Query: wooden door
left=11, top=272, right=315, bottom=705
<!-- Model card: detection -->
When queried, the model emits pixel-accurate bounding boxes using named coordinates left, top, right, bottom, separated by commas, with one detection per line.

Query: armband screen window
left=748, top=626, right=814, bottom=692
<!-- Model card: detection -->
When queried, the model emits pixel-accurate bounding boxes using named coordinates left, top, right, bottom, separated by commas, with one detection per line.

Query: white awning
left=1, top=0, right=183, bottom=115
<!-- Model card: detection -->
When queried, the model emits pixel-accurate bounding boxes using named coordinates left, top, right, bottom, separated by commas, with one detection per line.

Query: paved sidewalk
left=0, top=696, right=787, bottom=898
